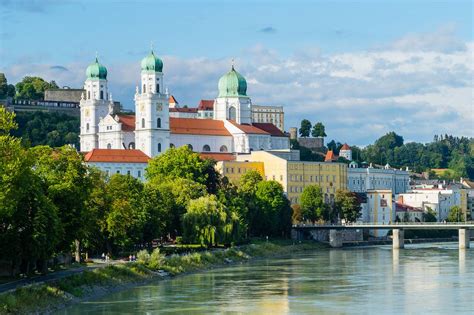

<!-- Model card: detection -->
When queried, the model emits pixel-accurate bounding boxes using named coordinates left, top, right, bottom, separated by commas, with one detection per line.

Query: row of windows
left=86, top=90, right=105, bottom=100
left=225, top=167, right=259, bottom=175
left=290, top=193, right=334, bottom=204
left=105, top=169, right=142, bottom=178
left=288, top=186, right=336, bottom=194
left=288, top=164, right=344, bottom=171
left=265, top=175, right=284, bottom=181
left=289, top=174, right=337, bottom=183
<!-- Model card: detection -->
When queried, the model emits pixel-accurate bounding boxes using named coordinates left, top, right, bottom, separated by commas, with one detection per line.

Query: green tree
left=105, top=174, right=146, bottom=250
left=30, top=145, right=92, bottom=262
left=299, top=119, right=312, bottom=137
left=334, top=190, right=361, bottom=223
left=423, top=207, right=437, bottom=222
left=447, top=205, right=465, bottom=222
left=0, top=107, right=18, bottom=135
left=183, top=195, right=227, bottom=247
left=300, top=185, right=328, bottom=222
left=311, top=122, right=327, bottom=137
left=15, top=76, right=59, bottom=100
left=0, top=73, right=16, bottom=99
left=255, top=180, right=292, bottom=237
left=146, top=146, right=215, bottom=191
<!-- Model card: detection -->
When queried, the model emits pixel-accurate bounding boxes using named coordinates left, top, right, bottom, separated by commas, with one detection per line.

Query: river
left=57, top=243, right=473, bottom=314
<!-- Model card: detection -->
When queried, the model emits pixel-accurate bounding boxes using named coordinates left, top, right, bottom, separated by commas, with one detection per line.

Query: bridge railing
left=292, top=221, right=474, bottom=228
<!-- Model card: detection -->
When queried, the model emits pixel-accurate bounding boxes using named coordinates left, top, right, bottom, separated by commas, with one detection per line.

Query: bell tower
left=134, top=49, right=170, bottom=157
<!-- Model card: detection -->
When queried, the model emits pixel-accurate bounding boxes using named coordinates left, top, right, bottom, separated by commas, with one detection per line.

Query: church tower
left=214, top=65, right=252, bottom=124
left=79, top=57, right=111, bottom=152
left=134, top=50, right=170, bottom=157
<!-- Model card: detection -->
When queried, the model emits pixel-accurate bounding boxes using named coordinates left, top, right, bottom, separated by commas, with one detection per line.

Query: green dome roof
left=218, top=66, right=247, bottom=97
left=141, top=50, right=163, bottom=72
left=86, top=57, right=107, bottom=80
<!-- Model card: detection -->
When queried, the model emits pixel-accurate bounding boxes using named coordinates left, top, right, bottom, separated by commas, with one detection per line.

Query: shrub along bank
left=0, top=241, right=322, bottom=314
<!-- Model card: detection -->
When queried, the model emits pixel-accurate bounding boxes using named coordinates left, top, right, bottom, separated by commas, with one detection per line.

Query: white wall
left=170, top=134, right=233, bottom=153
left=87, top=161, right=148, bottom=181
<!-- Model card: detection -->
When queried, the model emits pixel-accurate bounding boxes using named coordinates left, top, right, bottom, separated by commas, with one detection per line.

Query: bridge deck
left=293, top=222, right=474, bottom=230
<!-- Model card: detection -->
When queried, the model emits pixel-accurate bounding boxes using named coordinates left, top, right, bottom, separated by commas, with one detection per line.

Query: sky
left=1, top=0, right=473, bottom=146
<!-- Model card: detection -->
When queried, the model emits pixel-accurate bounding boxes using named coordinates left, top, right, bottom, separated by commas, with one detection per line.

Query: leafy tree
left=105, top=174, right=146, bottom=249
left=300, top=185, right=328, bottom=222
left=447, top=206, right=465, bottom=222
left=217, top=179, right=248, bottom=239
left=299, top=119, right=312, bottom=137
left=30, top=145, right=91, bottom=261
left=312, top=122, right=327, bottom=137
left=15, top=76, right=58, bottom=100
left=0, top=73, right=16, bottom=99
left=327, top=140, right=342, bottom=155
left=183, top=195, right=228, bottom=247
left=423, top=207, right=437, bottom=222
left=0, top=107, right=18, bottom=135
left=11, top=111, right=79, bottom=148
left=237, top=170, right=263, bottom=234
left=146, top=146, right=215, bottom=191
left=375, top=132, right=404, bottom=151
left=254, top=180, right=292, bottom=237
left=334, top=190, right=361, bottom=223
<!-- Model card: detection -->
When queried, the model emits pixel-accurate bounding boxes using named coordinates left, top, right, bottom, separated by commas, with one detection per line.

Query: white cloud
left=3, top=27, right=473, bottom=145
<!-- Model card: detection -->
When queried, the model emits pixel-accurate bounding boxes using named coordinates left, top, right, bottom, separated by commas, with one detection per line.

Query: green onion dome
left=218, top=66, right=247, bottom=97
left=86, top=57, right=107, bottom=80
left=141, top=50, right=163, bottom=72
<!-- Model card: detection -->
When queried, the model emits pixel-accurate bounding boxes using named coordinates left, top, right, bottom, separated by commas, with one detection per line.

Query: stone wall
left=45, top=89, right=84, bottom=102
left=298, top=137, right=324, bottom=151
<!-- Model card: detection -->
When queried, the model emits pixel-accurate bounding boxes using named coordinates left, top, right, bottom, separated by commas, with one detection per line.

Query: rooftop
left=170, top=117, right=231, bottom=136
left=84, top=149, right=150, bottom=163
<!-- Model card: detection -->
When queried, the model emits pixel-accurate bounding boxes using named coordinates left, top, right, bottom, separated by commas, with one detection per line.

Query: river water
left=58, top=243, right=473, bottom=314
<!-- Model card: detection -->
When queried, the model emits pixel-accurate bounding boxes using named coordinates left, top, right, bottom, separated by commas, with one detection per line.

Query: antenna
left=231, top=58, right=235, bottom=70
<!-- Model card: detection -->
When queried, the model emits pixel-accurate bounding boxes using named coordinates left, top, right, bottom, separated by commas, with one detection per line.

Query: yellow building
left=216, top=160, right=265, bottom=185
left=235, top=150, right=348, bottom=205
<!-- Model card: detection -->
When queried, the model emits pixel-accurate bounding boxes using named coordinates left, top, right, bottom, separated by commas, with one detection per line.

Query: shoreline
left=0, top=241, right=324, bottom=314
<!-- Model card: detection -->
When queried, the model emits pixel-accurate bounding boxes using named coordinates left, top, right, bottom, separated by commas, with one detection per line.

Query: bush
left=148, top=248, right=165, bottom=270
left=136, top=250, right=151, bottom=265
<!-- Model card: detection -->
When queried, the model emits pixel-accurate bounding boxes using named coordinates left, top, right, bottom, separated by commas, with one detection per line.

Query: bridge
left=292, top=222, right=474, bottom=249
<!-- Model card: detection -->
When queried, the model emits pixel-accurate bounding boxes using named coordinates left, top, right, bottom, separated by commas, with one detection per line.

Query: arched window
left=143, top=84, right=146, bottom=93
left=87, top=91, right=90, bottom=99
left=157, top=117, right=161, bottom=128
left=170, top=143, right=175, bottom=148
left=187, top=144, right=193, bottom=151
left=228, top=106, right=236, bottom=121
left=141, top=118, right=145, bottom=128
left=86, top=123, right=89, bottom=132
left=202, top=145, right=211, bottom=152
left=156, top=84, right=160, bottom=93
left=158, top=143, right=162, bottom=152
left=128, top=142, right=135, bottom=149
left=220, top=145, right=228, bottom=152
left=100, top=91, right=103, bottom=100
left=107, top=143, right=112, bottom=149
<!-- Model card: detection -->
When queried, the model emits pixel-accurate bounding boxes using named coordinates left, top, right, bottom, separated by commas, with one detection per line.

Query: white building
left=348, top=163, right=410, bottom=195
left=251, top=105, right=284, bottom=131
left=398, top=188, right=463, bottom=222
left=79, top=51, right=290, bottom=178
left=339, top=143, right=352, bottom=161
left=84, top=149, right=149, bottom=180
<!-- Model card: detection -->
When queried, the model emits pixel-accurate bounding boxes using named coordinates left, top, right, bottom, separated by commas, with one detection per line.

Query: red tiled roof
left=324, top=150, right=338, bottom=162
left=341, top=143, right=351, bottom=150
left=228, top=121, right=269, bottom=135
left=169, top=95, right=178, bottom=104
left=198, top=100, right=214, bottom=111
left=117, top=115, right=135, bottom=132
left=84, top=149, right=150, bottom=163
left=200, top=152, right=236, bottom=161
left=169, top=107, right=198, bottom=113
left=252, top=123, right=286, bottom=137
left=395, top=202, right=423, bottom=212
left=170, top=118, right=231, bottom=136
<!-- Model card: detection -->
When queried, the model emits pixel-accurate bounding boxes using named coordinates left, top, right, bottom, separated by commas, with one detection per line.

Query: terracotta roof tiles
left=170, top=117, right=231, bottom=136
left=84, top=149, right=150, bottom=163
left=117, top=115, right=135, bottom=132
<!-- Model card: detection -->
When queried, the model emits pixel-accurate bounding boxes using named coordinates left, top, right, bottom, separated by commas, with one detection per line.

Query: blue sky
left=1, top=0, right=473, bottom=145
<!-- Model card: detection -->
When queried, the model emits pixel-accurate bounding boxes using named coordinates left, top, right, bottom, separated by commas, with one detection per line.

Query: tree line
left=0, top=74, right=58, bottom=101
left=0, top=108, right=294, bottom=275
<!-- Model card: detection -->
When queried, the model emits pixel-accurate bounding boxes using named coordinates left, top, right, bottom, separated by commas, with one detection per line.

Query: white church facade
left=80, top=51, right=289, bottom=172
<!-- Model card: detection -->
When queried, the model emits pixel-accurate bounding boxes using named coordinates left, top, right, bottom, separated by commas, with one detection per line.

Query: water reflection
left=58, top=243, right=474, bottom=315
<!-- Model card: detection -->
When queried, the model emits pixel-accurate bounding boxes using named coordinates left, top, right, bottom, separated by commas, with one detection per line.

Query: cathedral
left=79, top=50, right=289, bottom=161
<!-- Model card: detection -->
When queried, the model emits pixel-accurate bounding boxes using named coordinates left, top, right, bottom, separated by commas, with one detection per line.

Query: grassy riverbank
left=0, top=240, right=323, bottom=314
